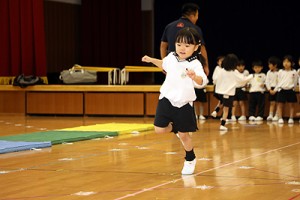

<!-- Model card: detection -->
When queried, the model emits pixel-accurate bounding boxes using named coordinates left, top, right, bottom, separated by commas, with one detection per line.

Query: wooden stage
left=0, top=85, right=299, bottom=117
left=0, top=115, right=300, bottom=199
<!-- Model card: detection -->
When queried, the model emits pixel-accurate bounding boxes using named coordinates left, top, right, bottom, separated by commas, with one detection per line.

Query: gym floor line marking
left=114, top=141, right=300, bottom=200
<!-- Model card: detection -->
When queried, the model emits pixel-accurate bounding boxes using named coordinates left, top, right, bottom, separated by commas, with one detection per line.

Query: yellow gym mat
left=60, top=123, right=154, bottom=135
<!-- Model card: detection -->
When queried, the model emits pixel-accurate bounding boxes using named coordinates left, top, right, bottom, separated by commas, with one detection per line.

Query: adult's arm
left=160, top=41, right=168, bottom=59
left=200, top=45, right=209, bottom=76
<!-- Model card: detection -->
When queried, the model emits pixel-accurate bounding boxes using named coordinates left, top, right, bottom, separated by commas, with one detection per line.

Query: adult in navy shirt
left=160, top=3, right=209, bottom=75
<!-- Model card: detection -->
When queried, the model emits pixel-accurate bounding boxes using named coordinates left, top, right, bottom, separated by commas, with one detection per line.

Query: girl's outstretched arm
left=142, top=55, right=163, bottom=69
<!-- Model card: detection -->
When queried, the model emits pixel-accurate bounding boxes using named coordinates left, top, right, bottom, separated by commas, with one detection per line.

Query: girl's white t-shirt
left=159, top=53, right=208, bottom=108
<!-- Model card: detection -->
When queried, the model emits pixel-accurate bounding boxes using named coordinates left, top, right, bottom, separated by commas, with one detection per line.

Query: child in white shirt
left=248, top=60, right=266, bottom=121
left=231, top=59, right=249, bottom=121
left=265, top=56, right=281, bottom=121
left=214, top=54, right=253, bottom=131
left=142, top=27, right=208, bottom=175
left=271, top=55, right=298, bottom=124
left=211, top=55, right=225, bottom=118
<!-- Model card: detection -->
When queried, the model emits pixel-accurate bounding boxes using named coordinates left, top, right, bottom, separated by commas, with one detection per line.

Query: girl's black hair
left=238, top=59, right=245, bottom=66
left=221, top=53, right=239, bottom=71
left=251, top=60, right=263, bottom=68
left=283, top=55, right=295, bottom=67
left=175, top=27, right=201, bottom=45
left=268, top=56, right=281, bottom=66
left=175, top=27, right=206, bottom=66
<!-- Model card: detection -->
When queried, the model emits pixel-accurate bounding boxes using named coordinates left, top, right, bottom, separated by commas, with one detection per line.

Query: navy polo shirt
left=161, top=17, right=205, bottom=54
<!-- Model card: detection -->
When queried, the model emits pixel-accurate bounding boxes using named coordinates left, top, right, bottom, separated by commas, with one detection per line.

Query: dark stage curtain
left=81, top=0, right=143, bottom=68
left=0, top=0, right=47, bottom=84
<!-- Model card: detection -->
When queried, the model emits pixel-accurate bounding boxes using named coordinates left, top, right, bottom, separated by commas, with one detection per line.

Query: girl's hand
left=142, top=55, right=151, bottom=63
left=186, top=68, right=196, bottom=80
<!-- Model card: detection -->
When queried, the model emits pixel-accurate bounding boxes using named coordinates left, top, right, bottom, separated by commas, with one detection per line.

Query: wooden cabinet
left=0, top=91, right=25, bottom=113
left=85, top=93, right=144, bottom=115
left=145, top=93, right=159, bottom=116
left=26, top=92, right=83, bottom=114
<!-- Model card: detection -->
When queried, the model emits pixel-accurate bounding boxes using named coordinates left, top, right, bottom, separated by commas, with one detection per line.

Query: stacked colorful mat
left=0, top=123, right=154, bottom=154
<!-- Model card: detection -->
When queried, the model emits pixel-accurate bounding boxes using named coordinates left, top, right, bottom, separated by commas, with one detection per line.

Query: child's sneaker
left=211, top=111, right=217, bottom=118
left=231, top=115, right=237, bottom=121
left=238, top=115, right=246, bottom=121
left=181, top=159, right=196, bottom=175
left=288, top=118, right=294, bottom=124
left=278, top=118, right=284, bottom=124
left=199, top=115, right=206, bottom=120
left=267, top=115, right=273, bottom=121
left=272, top=115, right=279, bottom=121
left=255, top=116, right=263, bottom=121
left=249, top=116, right=256, bottom=121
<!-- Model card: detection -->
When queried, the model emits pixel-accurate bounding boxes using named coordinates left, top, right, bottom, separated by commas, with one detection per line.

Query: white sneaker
left=267, top=115, right=273, bottom=121
left=181, top=159, right=196, bottom=175
left=255, top=116, right=263, bottom=121
left=249, top=116, right=256, bottom=121
left=220, top=125, right=228, bottom=131
left=278, top=118, right=284, bottom=124
left=211, top=111, right=217, bottom=118
left=199, top=115, right=206, bottom=120
left=272, top=116, right=279, bottom=121
left=288, top=118, right=294, bottom=124
left=231, top=116, right=237, bottom=121
left=238, top=116, right=246, bottom=121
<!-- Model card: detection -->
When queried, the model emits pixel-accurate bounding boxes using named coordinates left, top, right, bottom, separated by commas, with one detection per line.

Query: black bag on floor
left=13, top=74, right=44, bottom=88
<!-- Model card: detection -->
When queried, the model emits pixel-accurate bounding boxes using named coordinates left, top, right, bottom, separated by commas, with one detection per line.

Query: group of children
left=141, top=26, right=300, bottom=175
left=209, top=55, right=300, bottom=130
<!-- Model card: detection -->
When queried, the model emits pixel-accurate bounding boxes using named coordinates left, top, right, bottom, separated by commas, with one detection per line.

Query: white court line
left=114, top=141, right=300, bottom=200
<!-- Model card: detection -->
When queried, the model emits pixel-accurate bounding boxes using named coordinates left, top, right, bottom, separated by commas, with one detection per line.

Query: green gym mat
left=0, top=131, right=118, bottom=145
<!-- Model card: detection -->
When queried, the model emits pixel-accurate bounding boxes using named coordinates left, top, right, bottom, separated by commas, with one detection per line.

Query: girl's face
left=268, top=63, right=276, bottom=71
left=283, top=59, right=292, bottom=70
left=175, top=42, right=199, bottom=60
left=237, top=65, right=245, bottom=73
left=252, top=65, right=263, bottom=73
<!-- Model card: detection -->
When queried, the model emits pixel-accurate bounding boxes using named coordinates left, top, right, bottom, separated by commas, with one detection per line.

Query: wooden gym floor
left=0, top=114, right=300, bottom=200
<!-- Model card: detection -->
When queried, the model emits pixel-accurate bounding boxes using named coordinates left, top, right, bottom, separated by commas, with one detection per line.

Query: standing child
left=194, top=81, right=208, bottom=120
left=270, top=55, right=298, bottom=124
left=265, top=56, right=281, bottom=121
left=142, top=27, right=208, bottom=175
left=297, top=57, right=300, bottom=121
left=211, top=55, right=225, bottom=118
left=248, top=60, right=266, bottom=121
left=214, top=54, right=253, bottom=130
left=231, top=59, right=249, bottom=121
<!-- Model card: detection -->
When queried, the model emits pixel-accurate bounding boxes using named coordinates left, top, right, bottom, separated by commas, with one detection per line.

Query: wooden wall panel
left=0, top=91, right=25, bottom=113
left=145, top=93, right=159, bottom=116
left=85, top=93, right=144, bottom=115
left=26, top=92, right=83, bottom=114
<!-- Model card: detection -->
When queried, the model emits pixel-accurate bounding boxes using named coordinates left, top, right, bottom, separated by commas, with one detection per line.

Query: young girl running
left=142, top=27, right=208, bottom=175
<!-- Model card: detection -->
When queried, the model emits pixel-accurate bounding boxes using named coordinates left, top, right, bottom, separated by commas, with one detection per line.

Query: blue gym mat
left=0, top=140, right=51, bottom=154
